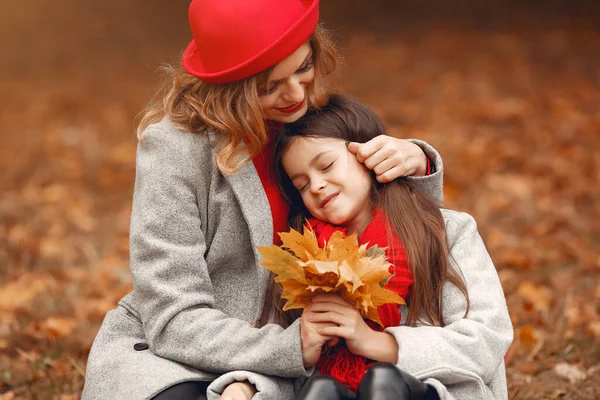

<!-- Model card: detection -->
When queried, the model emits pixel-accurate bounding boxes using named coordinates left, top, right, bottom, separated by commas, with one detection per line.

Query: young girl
left=257, top=94, right=513, bottom=399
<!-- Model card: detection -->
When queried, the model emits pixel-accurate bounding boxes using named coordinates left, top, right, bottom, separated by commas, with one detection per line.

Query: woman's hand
left=300, top=308, right=337, bottom=368
left=220, top=381, right=256, bottom=400
left=347, top=136, right=428, bottom=182
left=305, top=294, right=377, bottom=357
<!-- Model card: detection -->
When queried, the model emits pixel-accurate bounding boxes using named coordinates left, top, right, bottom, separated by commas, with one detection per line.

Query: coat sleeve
left=384, top=211, right=513, bottom=385
left=404, top=139, right=444, bottom=204
left=129, top=126, right=308, bottom=378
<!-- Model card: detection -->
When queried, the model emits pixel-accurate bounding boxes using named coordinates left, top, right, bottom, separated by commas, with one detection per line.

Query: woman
left=82, top=1, right=444, bottom=399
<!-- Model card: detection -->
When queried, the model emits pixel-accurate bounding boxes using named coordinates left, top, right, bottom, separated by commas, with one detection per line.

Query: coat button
left=134, top=342, right=149, bottom=351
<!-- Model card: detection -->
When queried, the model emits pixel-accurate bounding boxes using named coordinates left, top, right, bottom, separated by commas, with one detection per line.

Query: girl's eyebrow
left=268, top=51, right=313, bottom=85
left=289, top=150, right=332, bottom=180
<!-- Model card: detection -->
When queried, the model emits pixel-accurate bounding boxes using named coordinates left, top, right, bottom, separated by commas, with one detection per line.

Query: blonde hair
left=137, top=24, right=338, bottom=174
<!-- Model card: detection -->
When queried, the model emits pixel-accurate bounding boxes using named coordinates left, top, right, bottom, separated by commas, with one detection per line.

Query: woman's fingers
left=363, top=147, right=395, bottom=171
left=346, top=135, right=427, bottom=180
left=347, top=136, right=387, bottom=163
left=372, top=157, right=398, bottom=177
left=376, top=165, right=406, bottom=183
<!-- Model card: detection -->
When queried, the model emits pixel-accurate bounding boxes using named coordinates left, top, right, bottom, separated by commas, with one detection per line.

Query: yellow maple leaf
left=370, top=284, right=406, bottom=308
left=307, top=260, right=339, bottom=275
left=256, top=245, right=306, bottom=284
left=279, top=279, right=314, bottom=311
left=354, top=253, right=393, bottom=287
left=278, top=227, right=320, bottom=261
left=257, top=225, right=406, bottom=326
left=337, top=262, right=364, bottom=293
left=327, top=231, right=361, bottom=261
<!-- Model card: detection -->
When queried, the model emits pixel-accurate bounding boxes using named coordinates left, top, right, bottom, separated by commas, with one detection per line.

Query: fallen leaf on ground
left=554, top=363, right=587, bottom=384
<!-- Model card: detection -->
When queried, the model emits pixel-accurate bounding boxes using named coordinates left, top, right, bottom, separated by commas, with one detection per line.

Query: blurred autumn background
left=1, top=0, right=599, bottom=398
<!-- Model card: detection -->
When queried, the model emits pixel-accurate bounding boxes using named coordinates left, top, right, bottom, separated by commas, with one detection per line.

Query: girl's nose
left=309, top=178, right=326, bottom=195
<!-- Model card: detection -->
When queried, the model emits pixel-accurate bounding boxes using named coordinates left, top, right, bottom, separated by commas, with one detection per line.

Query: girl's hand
left=220, top=381, right=256, bottom=400
left=347, top=136, right=428, bottom=182
left=305, top=294, right=376, bottom=357
left=300, top=307, right=337, bottom=368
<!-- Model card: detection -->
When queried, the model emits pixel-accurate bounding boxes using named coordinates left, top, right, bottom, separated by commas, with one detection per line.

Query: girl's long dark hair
left=256, top=95, right=469, bottom=328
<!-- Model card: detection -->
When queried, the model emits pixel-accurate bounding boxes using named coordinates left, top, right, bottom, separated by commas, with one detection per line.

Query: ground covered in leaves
left=1, top=1, right=598, bottom=399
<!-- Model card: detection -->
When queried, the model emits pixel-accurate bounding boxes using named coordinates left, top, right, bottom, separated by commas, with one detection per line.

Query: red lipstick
left=276, top=99, right=305, bottom=114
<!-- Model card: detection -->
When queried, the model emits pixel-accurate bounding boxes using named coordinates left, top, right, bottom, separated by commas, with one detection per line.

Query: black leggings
left=296, top=363, right=440, bottom=400
left=151, top=381, right=210, bottom=400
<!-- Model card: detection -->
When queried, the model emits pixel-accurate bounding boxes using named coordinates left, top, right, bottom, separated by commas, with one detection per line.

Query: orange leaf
left=40, top=317, right=78, bottom=340
left=519, top=324, right=541, bottom=352
left=257, top=245, right=306, bottom=283
left=278, top=227, right=320, bottom=261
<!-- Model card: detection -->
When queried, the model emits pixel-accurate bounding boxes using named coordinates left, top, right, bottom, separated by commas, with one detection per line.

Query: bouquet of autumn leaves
left=257, top=224, right=405, bottom=326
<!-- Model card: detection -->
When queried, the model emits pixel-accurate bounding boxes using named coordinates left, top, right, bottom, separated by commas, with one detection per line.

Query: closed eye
left=322, top=161, right=334, bottom=171
left=259, top=55, right=313, bottom=96
left=297, top=59, right=314, bottom=73
left=261, top=83, right=279, bottom=96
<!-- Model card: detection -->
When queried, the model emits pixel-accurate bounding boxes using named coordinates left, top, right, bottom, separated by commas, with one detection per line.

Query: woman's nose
left=282, top=76, right=305, bottom=103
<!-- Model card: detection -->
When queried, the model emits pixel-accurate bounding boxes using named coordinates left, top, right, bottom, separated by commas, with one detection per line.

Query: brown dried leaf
left=517, top=281, right=551, bottom=313
left=40, top=317, right=77, bottom=340
left=519, top=324, right=541, bottom=352
left=0, top=274, right=55, bottom=312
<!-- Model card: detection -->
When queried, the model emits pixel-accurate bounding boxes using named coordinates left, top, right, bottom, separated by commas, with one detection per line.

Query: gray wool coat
left=82, top=118, right=513, bottom=400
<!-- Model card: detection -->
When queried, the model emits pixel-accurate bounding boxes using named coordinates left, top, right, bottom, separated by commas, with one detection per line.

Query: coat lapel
left=208, top=133, right=273, bottom=316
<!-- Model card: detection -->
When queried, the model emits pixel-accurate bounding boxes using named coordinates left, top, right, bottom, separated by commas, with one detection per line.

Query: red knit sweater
left=251, top=123, right=289, bottom=244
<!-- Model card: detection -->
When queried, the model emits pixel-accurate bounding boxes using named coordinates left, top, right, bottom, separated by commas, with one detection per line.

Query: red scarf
left=310, top=210, right=413, bottom=392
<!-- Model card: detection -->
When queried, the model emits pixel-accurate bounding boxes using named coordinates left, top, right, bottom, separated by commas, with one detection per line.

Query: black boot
left=356, top=363, right=439, bottom=400
left=296, top=375, right=355, bottom=400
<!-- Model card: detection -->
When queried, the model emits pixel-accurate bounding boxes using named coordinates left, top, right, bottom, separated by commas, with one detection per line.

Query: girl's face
left=282, top=137, right=374, bottom=234
left=259, top=42, right=314, bottom=123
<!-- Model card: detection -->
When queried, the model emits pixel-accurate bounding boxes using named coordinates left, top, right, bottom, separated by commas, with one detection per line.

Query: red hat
left=182, top=0, right=319, bottom=84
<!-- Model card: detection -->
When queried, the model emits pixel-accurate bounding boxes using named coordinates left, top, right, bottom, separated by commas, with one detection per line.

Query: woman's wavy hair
left=257, top=94, right=470, bottom=328
left=136, top=25, right=338, bottom=174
